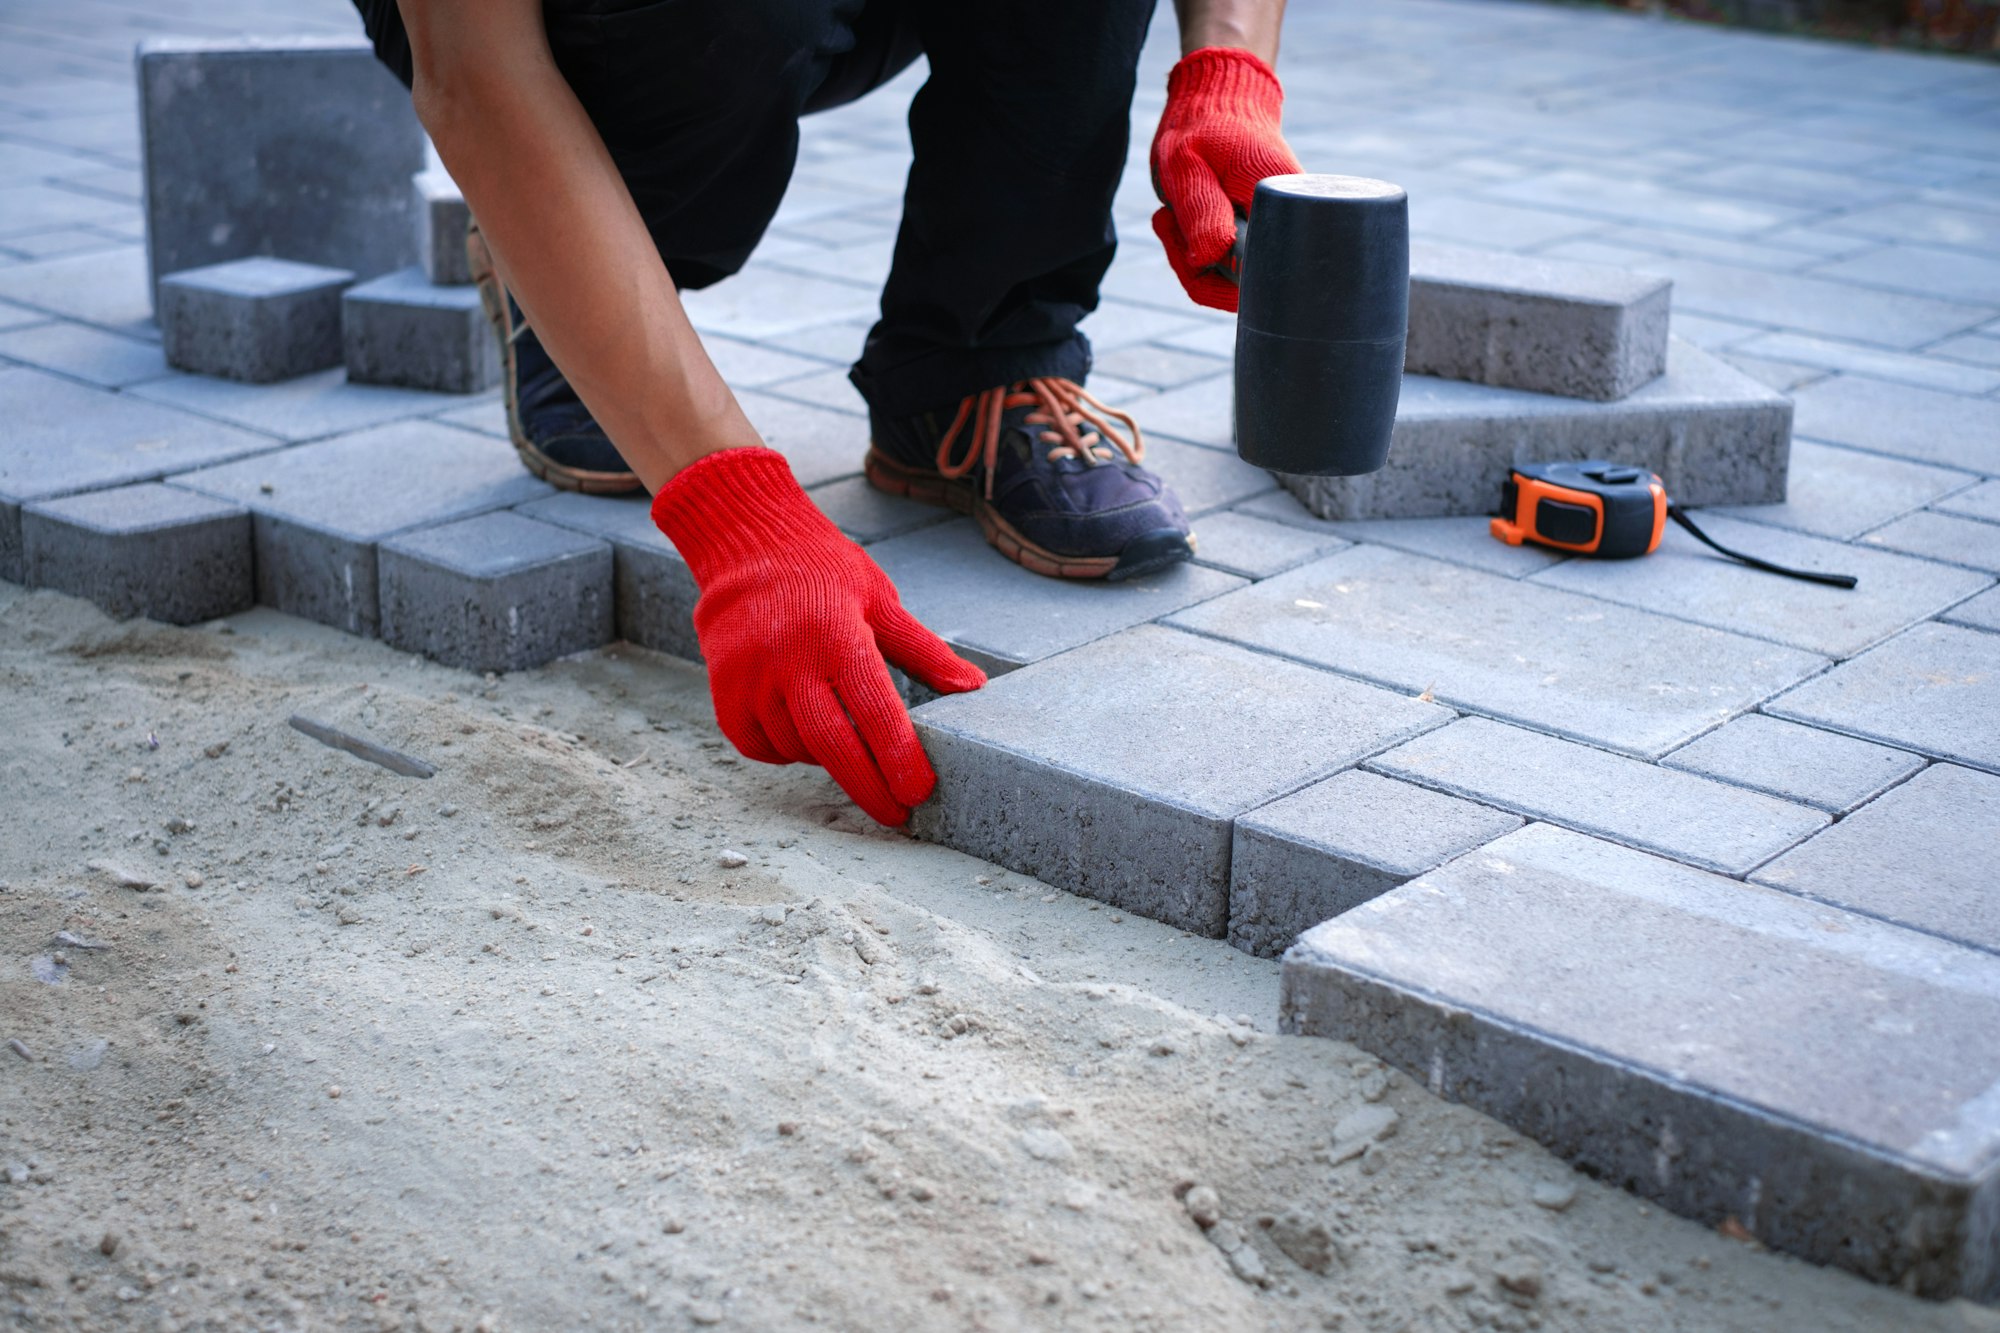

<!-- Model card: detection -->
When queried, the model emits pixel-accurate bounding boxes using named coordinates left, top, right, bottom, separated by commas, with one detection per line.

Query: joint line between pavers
left=1788, top=431, right=2000, bottom=484
left=1762, top=687, right=2000, bottom=780
left=1290, top=961, right=1998, bottom=1183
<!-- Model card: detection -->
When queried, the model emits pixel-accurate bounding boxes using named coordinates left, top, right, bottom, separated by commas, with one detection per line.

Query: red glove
left=650, top=448, right=985, bottom=827
left=1150, top=47, right=1304, bottom=313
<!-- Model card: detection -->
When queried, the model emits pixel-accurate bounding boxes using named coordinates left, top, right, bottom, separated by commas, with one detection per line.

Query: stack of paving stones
left=7, top=5, right=1999, bottom=1295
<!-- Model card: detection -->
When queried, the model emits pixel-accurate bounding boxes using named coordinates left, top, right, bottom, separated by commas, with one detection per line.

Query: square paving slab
left=0, top=365, right=276, bottom=581
left=20, top=482, right=250, bottom=625
left=1229, top=769, right=1520, bottom=958
left=1281, top=821, right=2000, bottom=1299
left=514, top=491, right=700, bottom=661
left=1661, top=712, right=1923, bottom=814
left=911, top=624, right=1450, bottom=936
left=1753, top=764, right=2000, bottom=955
left=1768, top=622, right=2000, bottom=774
left=868, top=520, right=1245, bottom=675
left=1528, top=512, right=1991, bottom=658
left=1168, top=546, right=1826, bottom=758
left=171, top=421, right=551, bottom=636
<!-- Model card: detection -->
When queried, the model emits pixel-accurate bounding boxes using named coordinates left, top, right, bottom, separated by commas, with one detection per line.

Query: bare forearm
left=400, top=0, right=758, bottom=492
left=1172, top=0, right=1286, bottom=61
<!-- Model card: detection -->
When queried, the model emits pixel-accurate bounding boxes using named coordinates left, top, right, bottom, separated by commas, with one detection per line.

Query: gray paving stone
left=1407, top=192, right=1602, bottom=251
left=1712, top=439, right=1979, bottom=540
left=1488, top=168, right=1813, bottom=235
left=1168, top=546, right=1827, bottom=759
left=514, top=491, right=700, bottom=661
left=1815, top=244, right=2000, bottom=307
left=171, top=420, right=551, bottom=636
left=1791, top=375, right=2000, bottom=476
left=1928, top=333, right=2000, bottom=370
left=1943, top=587, right=2000, bottom=634
left=342, top=267, right=497, bottom=394
left=679, top=265, right=878, bottom=339
left=1229, top=769, right=1520, bottom=958
left=736, top=389, right=865, bottom=489
left=1530, top=512, right=1991, bottom=658
left=1280, top=822, right=2000, bottom=1300
left=21, top=482, right=250, bottom=624
left=0, top=246, right=155, bottom=338
left=1141, top=436, right=1277, bottom=517
left=129, top=367, right=462, bottom=442
left=157, top=257, right=353, bottom=383
left=801, top=476, right=951, bottom=545
left=698, top=334, right=829, bottom=390
left=137, top=37, right=423, bottom=305
left=1368, top=716, right=1825, bottom=874
left=1188, top=510, right=1348, bottom=580
left=1404, top=241, right=1670, bottom=400
left=1752, top=764, right=2000, bottom=955
left=1662, top=713, right=1924, bottom=815
left=1769, top=622, right=2000, bottom=774
left=1715, top=350, right=1826, bottom=393
left=1935, top=480, right=2000, bottom=526
left=411, top=170, right=470, bottom=287
left=378, top=512, right=613, bottom=673
left=1668, top=311, right=1768, bottom=350
left=1280, top=339, right=1790, bottom=521
left=911, top=624, right=1449, bottom=936
left=1826, top=203, right=2000, bottom=253
left=1861, top=510, right=2000, bottom=574
left=1733, top=330, right=2000, bottom=396
left=0, top=319, right=167, bottom=388
left=1090, top=342, right=1228, bottom=390
left=868, top=519, right=1245, bottom=675
left=0, top=365, right=275, bottom=581
left=1324, top=514, right=1568, bottom=578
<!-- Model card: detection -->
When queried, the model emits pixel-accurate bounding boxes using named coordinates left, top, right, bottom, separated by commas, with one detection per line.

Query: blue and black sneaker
left=864, top=378, right=1194, bottom=581
left=468, top=220, right=640, bottom=495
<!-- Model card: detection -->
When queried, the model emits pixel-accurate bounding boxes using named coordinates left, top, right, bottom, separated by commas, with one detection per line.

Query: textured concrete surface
left=342, top=267, right=498, bottom=394
left=1229, top=769, right=1520, bottom=958
left=1368, top=716, right=1827, bottom=875
left=1789, top=374, right=2000, bottom=477
left=804, top=476, right=953, bottom=545
left=1405, top=241, right=1671, bottom=401
left=1712, top=439, right=1979, bottom=541
left=1279, top=340, right=1793, bottom=521
left=21, top=482, right=251, bottom=624
left=1753, top=764, right=2000, bottom=955
left=412, top=169, right=471, bottom=287
left=1281, top=822, right=2000, bottom=1300
left=514, top=491, right=701, bottom=661
left=1943, top=587, right=2000, bottom=634
left=1661, top=713, right=1923, bottom=815
left=1860, top=509, right=2000, bottom=574
left=157, top=256, right=353, bottom=383
left=171, top=421, right=550, bottom=636
left=1187, top=510, right=1349, bottom=580
left=911, top=625, right=1449, bottom=936
left=1169, top=546, right=1825, bottom=758
left=137, top=37, right=423, bottom=305
left=1768, top=622, right=2000, bottom=774
left=378, top=511, right=614, bottom=673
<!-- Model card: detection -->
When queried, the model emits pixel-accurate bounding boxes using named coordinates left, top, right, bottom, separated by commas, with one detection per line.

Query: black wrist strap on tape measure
left=1667, top=506, right=1858, bottom=589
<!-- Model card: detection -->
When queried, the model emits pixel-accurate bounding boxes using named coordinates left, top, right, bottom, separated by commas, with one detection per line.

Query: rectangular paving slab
left=514, top=491, right=701, bottom=661
left=1278, top=339, right=1791, bottom=521
left=1768, top=622, right=2000, bottom=774
left=1229, top=769, right=1520, bottom=958
left=1188, top=510, right=1349, bottom=581
left=0, top=366, right=277, bottom=582
left=343, top=267, right=498, bottom=394
left=137, top=37, right=423, bottom=306
left=1791, top=374, right=2000, bottom=477
left=1860, top=510, right=2000, bottom=575
left=1280, top=821, right=2000, bottom=1300
left=1529, top=512, right=1992, bottom=659
left=911, top=624, right=1450, bottom=936
left=1710, top=439, right=1978, bottom=541
left=1753, top=764, right=2000, bottom=955
left=378, top=511, right=613, bottom=673
left=1404, top=240, right=1670, bottom=401
left=1944, top=587, right=2000, bottom=634
left=171, top=421, right=551, bottom=636
left=1661, top=713, right=1923, bottom=814
left=157, top=257, right=353, bottom=383
left=1168, top=546, right=1826, bottom=758
left=868, top=520, right=1246, bottom=675
left=21, top=482, right=250, bottom=625
left=1367, top=716, right=1826, bottom=874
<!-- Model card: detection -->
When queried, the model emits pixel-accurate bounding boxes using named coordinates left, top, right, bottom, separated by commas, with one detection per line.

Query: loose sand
left=1, top=582, right=1992, bottom=1332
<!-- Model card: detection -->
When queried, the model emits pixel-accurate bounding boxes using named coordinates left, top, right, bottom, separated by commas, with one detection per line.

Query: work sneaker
left=864, top=377, right=1194, bottom=581
left=466, top=220, right=640, bottom=495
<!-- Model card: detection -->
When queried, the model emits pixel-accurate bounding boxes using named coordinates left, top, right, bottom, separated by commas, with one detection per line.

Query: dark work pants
left=355, top=0, right=1159, bottom=416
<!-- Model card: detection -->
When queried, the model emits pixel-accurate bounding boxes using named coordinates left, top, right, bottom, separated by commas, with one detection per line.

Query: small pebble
left=7, top=1038, right=32, bottom=1061
left=326, top=1086, right=342, bottom=1100
left=99, top=1232, right=119, bottom=1257
left=1531, top=1180, right=1578, bottom=1212
left=1182, top=1185, right=1222, bottom=1229
left=717, top=850, right=749, bottom=869
left=1494, top=1254, right=1543, bottom=1299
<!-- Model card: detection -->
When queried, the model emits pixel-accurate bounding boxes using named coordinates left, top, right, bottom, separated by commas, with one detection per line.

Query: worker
left=354, top=0, right=1300, bottom=826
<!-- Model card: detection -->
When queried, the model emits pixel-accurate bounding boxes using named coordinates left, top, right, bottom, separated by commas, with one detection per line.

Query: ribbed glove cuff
left=649, top=447, right=842, bottom=585
left=1166, top=47, right=1283, bottom=118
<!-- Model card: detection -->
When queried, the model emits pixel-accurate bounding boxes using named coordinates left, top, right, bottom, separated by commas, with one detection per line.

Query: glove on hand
left=1150, top=46, right=1303, bottom=313
left=650, top=447, right=985, bottom=827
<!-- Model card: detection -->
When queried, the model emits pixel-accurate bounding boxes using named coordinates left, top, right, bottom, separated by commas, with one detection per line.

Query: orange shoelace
left=934, top=377, right=1145, bottom=500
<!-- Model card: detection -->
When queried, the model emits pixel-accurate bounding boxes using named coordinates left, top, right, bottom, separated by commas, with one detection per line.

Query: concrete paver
left=514, top=491, right=701, bottom=662
left=129, top=367, right=463, bottom=442
left=1861, top=510, right=2000, bottom=574
left=0, top=319, right=168, bottom=387
left=342, top=267, right=497, bottom=394
left=1186, top=510, right=1348, bottom=581
left=158, top=256, right=353, bottom=383
left=411, top=169, right=470, bottom=287
left=1769, top=622, right=2000, bottom=773
left=912, top=624, right=1449, bottom=936
left=1661, top=712, right=1923, bottom=815
left=1935, top=480, right=2000, bottom=526
left=1712, top=439, right=1979, bottom=541
left=21, top=481, right=250, bottom=624
left=1943, top=587, right=2000, bottom=634
left=1790, top=374, right=2000, bottom=476
left=1323, top=514, right=1568, bottom=578
left=1282, top=822, right=2000, bottom=1300
left=1169, top=546, right=1826, bottom=759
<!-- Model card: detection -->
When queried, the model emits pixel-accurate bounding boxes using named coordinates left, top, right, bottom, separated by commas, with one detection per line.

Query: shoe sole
left=466, top=223, right=644, bottom=497
left=864, top=447, right=1194, bottom=582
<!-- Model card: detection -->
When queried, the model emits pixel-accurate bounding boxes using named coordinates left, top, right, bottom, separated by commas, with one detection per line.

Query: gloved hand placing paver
left=649, top=447, right=987, bottom=827
left=1150, top=46, right=1305, bottom=312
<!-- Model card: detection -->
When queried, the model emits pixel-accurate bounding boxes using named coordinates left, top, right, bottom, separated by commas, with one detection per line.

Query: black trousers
left=356, top=0, right=1159, bottom=416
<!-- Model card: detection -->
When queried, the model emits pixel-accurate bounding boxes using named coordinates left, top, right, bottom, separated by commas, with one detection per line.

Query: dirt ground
left=0, top=581, right=1993, bottom=1333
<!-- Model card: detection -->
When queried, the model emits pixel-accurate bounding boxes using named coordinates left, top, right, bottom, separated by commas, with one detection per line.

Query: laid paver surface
left=1660, top=712, right=1923, bottom=815
left=1768, top=622, right=2000, bottom=774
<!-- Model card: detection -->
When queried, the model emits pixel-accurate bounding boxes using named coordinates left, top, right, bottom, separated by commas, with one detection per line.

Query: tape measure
left=1491, top=460, right=1857, bottom=589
